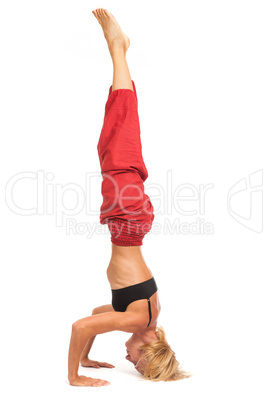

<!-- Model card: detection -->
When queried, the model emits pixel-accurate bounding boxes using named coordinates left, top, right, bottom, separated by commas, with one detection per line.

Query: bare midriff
left=106, top=244, right=154, bottom=289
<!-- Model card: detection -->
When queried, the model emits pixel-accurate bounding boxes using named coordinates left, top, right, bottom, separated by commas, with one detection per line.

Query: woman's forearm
left=68, top=324, right=94, bottom=382
left=68, top=306, right=112, bottom=381
left=78, top=305, right=113, bottom=362
left=79, top=335, right=97, bottom=362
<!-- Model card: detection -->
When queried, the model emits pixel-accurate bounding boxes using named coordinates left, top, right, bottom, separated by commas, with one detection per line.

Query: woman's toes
left=93, top=10, right=100, bottom=23
left=102, top=9, right=108, bottom=18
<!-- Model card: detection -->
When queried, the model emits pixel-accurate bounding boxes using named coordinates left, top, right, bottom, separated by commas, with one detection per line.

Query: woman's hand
left=69, top=375, right=110, bottom=387
left=81, top=357, right=115, bottom=369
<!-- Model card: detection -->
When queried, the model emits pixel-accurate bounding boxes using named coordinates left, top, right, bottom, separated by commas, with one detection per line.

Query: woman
left=68, top=8, right=191, bottom=387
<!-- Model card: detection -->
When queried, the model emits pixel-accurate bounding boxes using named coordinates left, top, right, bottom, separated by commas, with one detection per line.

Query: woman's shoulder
left=125, top=292, right=161, bottom=329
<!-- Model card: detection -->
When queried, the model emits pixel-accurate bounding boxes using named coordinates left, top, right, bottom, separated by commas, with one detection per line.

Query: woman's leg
left=92, top=8, right=134, bottom=92
left=95, top=8, right=155, bottom=246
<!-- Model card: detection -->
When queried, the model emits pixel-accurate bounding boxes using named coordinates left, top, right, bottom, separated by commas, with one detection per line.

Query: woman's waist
left=106, top=257, right=153, bottom=290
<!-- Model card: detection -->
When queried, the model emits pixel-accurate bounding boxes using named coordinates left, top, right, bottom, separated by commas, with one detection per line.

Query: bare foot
left=92, top=8, right=130, bottom=55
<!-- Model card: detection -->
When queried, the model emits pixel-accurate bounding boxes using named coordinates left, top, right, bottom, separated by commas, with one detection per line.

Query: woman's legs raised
left=92, top=8, right=134, bottom=92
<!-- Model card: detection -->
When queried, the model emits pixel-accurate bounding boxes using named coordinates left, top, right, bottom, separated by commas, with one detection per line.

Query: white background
left=1, top=0, right=267, bottom=401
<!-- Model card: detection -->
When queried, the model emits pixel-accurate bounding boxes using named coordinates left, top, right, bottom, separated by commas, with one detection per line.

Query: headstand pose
left=68, top=8, right=191, bottom=387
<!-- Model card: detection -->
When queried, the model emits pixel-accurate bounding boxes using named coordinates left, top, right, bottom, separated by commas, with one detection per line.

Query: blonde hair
left=138, top=326, right=192, bottom=382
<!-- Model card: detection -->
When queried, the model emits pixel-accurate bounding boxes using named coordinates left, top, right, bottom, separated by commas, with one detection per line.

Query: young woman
left=67, top=8, right=191, bottom=387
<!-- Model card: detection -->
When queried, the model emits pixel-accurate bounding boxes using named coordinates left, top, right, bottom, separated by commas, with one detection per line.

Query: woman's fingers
left=83, top=359, right=115, bottom=368
left=70, top=375, right=110, bottom=387
left=98, top=362, right=115, bottom=368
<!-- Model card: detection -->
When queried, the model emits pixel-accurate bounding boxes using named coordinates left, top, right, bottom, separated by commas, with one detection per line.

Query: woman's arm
left=79, top=304, right=114, bottom=364
left=68, top=310, right=142, bottom=384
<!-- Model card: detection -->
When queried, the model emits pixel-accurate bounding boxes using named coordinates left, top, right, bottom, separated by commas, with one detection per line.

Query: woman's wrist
left=68, top=374, right=79, bottom=384
left=80, top=355, right=88, bottom=363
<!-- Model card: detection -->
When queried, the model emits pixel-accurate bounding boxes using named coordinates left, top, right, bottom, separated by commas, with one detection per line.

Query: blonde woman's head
left=125, top=326, right=192, bottom=382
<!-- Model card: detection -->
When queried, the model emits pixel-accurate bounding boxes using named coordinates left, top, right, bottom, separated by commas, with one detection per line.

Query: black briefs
left=111, top=277, right=158, bottom=327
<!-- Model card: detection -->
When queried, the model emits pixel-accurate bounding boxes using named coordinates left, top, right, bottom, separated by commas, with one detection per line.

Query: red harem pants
left=97, top=80, right=154, bottom=246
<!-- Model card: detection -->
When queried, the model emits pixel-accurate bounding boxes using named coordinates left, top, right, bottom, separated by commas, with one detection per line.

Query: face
left=125, top=333, right=145, bottom=374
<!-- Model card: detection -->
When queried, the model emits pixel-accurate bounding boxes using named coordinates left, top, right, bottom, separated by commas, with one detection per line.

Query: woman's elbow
left=72, top=320, right=86, bottom=332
